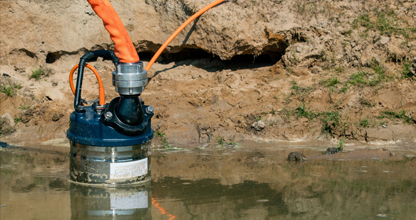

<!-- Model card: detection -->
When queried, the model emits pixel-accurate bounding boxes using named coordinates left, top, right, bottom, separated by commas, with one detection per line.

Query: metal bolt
left=146, top=106, right=154, bottom=114
left=105, top=112, right=113, bottom=120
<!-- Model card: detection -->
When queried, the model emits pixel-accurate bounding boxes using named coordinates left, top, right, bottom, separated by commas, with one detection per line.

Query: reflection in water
left=70, top=183, right=151, bottom=220
left=0, top=147, right=415, bottom=219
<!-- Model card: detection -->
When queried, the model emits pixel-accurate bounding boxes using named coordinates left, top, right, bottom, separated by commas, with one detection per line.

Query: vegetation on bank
left=0, top=84, right=21, bottom=97
left=155, top=130, right=171, bottom=149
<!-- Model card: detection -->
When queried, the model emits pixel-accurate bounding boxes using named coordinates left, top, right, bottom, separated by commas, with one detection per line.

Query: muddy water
left=0, top=145, right=415, bottom=220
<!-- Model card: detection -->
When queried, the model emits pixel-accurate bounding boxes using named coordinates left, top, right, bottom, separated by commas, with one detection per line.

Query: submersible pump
left=67, top=0, right=226, bottom=185
left=67, top=50, right=153, bottom=185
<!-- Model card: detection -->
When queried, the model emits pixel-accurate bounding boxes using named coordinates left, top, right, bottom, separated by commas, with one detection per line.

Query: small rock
left=21, top=109, right=34, bottom=124
left=14, top=66, right=26, bottom=73
left=379, top=36, right=389, bottom=45
left=256, top=199, right=269, bottom=202
left=52, top=112, right=63, bottom=122
left=51, top=79, right=58, bottom=87
left=376, top=214, right=387, bottom=218
left=288, top=152, right=306, bottom=161
left=405, top=155, right=415, bottom=159
left=326, top=147, right=340, bottom=155
left=389, top=152, right=395, bottom=156
left=296, top=46, right=302, bottom=53
left=251, top=120, right=266, bottom=131
left=382, top=125, right=387, bottom=128
left=0, top=204, right=6, bottom=207
left=311, top=66, right=323, bottom=74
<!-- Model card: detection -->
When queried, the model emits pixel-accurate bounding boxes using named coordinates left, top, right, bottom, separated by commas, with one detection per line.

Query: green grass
left=30, top=67, right=43, bottom=81
left=280, top=104, right=342, bottom=135
left=291, top=81, right=300, bottom=92
left=353, top=11, right=415, bottom=40
left=320, top=111, right=341, bottom=134
left=360, top=117, right=370, bottom=128
left=287, top=81, right=314, bottom=102
left=338, top=137, right=344, bottom=152
left=348, top=72, right=369, bottom=86
left=321, top=77, right=340, bottom=87
left=296, top=103, right=316, bottom=120
left=14, top=117, right=22, bottom=124
left=0, top=86, right=14, bottom=96
left=216, top=136, right=237, bottom=147
left=255, top=116, right=262, bottom=122
left=346, top=59, right=390, bottom=87
left=379, top=110, right=413, bottom=124
left=19, top=98, right=30, bottom=110
left=155, top=131, right=173, bottom=149
left=401, top=61, right=413, bottom=79
left=335, top=67, right=344, bottom=73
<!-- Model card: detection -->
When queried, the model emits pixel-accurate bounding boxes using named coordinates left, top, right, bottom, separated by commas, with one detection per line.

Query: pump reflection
left=70, top=183, right=151, bottom=220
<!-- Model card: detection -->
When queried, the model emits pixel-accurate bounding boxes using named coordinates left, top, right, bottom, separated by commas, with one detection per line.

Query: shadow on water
left=0, top=146, right=415, bottom=219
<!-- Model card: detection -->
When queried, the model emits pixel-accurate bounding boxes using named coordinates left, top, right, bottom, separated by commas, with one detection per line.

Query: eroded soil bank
left=1, top=0, right=416, bottom=148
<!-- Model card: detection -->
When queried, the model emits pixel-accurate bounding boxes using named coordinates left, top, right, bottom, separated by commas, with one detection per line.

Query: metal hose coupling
left=113, top=62, right=148, bottom=95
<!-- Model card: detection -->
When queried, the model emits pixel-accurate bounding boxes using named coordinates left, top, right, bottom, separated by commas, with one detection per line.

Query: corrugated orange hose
left=69, top=64, right=105, bottom=106
left=145, top=0, right=226, bottom=72
left=88, top=0, right=139, bottom=63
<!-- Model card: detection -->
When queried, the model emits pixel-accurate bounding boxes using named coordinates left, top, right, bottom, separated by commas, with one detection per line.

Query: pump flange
left=101, top=97, right=154, bottom=136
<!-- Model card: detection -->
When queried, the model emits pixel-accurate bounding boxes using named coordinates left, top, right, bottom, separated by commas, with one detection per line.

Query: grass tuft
left=155, top=130, right=173, bottom=149
left=30, top=67, right=43, bottom=81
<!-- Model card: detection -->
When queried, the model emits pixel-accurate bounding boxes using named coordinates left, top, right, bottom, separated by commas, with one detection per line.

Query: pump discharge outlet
left=67, top=50, right=153, bottom=185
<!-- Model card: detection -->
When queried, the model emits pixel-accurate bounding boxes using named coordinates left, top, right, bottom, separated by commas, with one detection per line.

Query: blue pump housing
left=67, top=106, right=153, bottom=147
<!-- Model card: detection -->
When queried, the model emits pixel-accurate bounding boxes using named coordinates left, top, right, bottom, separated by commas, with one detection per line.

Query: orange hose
left=152, top=197, right=176, bottom=220
left=145, top=0, right=226, bottom=72
left=88, top=0, right=139, bottom=63
left=69, top=64, right=106, bottom=106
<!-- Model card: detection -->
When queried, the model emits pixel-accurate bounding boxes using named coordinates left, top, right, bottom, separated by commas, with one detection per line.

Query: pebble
left=256, top=199, right=269, bottom=202
left=379, top=36, right=389, bottom=44
left=0, top=204, right=6, bottom=207
left=287, top=152, right=306, bottom=161
left=376, top=214, right=387, bottom=218
left=311, top=66, right=323, bottom=74
left=51, top=79, right=58, bottom=87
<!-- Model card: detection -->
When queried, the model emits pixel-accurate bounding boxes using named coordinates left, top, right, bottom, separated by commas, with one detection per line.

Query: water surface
left=0, top=145, right=415, bottom=219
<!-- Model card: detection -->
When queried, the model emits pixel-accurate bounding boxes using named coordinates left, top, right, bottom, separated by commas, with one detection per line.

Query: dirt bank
left=1, top=0, right=416, bottom=147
